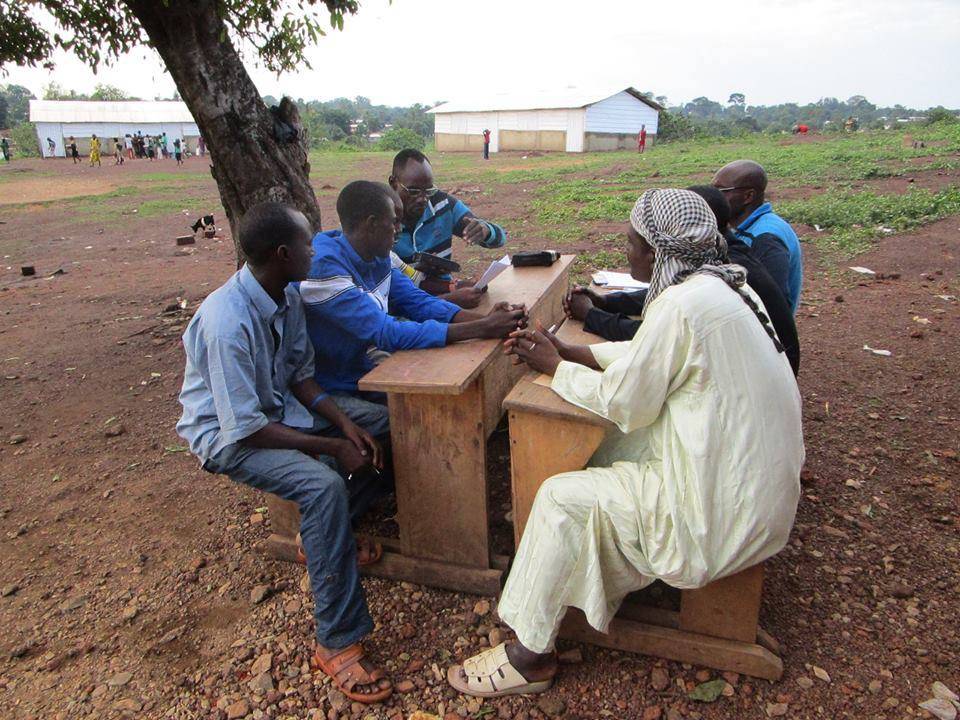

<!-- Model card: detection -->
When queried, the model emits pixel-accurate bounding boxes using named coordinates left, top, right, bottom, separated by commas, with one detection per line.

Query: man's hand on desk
left=482, top=302, right=528, bottom=337
left=443, top=285, right=485, bottom=308
left=446, top=302, right=527, bottom=343
left=504, top=324, right=563, bottom=375
left=564, top=285, right=606, bottom=320
left=504, top=321, right=602, bottom=372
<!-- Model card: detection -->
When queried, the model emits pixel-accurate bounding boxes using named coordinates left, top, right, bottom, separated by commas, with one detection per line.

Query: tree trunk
left=125, top=0, right=321, bottom=266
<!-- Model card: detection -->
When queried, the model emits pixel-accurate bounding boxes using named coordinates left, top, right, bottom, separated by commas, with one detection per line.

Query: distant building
left=428, top=87, right=662, bottom=153
left=29, top=100, right=200, bottom=157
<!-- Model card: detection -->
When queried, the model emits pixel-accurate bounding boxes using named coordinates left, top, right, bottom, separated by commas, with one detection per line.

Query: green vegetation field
left=2, top=123, right=958, bottom=273
left=307, top=122, right=960, bottom=265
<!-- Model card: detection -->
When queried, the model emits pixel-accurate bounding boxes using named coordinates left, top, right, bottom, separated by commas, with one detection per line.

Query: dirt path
left=0, top=158, right=957, bottom=720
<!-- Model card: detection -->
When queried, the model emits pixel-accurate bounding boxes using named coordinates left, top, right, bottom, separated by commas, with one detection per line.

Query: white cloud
left=4, top=0, right=959, bottom=109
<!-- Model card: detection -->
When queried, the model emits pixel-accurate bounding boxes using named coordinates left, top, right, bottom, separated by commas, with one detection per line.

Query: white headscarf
left=630, top=188, right=747, bottom=314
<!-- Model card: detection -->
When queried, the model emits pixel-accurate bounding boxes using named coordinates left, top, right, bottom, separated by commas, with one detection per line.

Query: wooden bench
left=264, top=256, right=575, bottom=596
left=502, top=318, right=784, bottom=680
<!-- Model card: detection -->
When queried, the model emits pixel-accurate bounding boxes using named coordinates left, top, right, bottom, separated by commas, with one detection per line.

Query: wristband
left=309, top=392, right=329, bottom=411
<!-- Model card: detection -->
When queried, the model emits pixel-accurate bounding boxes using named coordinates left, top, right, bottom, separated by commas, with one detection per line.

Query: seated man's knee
left=298, top=462, right=349, bottom=509
left=534, top=471, right=592, bottom=514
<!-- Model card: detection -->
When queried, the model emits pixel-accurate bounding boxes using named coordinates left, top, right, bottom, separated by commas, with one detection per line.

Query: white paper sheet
left=475, top=254, right=511, bottom=290
left=591, top=271, right=649, bottom=290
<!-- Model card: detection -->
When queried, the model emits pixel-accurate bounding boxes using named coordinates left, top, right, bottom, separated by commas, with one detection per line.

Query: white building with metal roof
left=428, top=87, right=661, bottom=153
left=29, top=100, right=201, bottom=158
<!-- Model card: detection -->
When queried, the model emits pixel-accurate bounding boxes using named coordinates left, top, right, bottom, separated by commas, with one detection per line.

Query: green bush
left=10, top=122, right=40, bottom=157
left=657, top=110, right=696, bottom=141
left=377, top=127, right=425, bottom=152
left=926, top=107, right=958, bottom=125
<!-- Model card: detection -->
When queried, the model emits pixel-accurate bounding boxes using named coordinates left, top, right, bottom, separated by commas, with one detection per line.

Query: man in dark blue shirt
left=713, top=160, right=802, bottom=312
left=566, top=186, right=799, bottom=375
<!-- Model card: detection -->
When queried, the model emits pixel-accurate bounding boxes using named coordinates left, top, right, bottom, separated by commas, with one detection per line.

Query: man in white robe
left=447, top=188, right=805, bottom=697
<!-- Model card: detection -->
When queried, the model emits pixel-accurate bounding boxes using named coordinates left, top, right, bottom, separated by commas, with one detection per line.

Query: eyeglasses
left=396, top=181, right=439, bottom=199
left=715, top=185, right=752, bottom=193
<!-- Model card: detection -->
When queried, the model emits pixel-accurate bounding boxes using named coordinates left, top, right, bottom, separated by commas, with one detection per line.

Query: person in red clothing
left=637, top=124, right=647, bottom=153
left=482, top=129, right=491, bottom=160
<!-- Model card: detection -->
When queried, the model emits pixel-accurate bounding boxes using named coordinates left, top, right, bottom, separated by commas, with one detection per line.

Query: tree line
left=651, top=91, right=958, bottom=140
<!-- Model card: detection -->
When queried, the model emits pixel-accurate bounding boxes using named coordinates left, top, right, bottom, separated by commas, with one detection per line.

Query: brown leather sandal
left=311, top=643, right=392, bottom=704
left=296, top=534, right=383, bottom=567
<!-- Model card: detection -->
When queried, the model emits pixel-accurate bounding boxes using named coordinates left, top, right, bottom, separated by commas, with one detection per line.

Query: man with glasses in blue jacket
left=388, top=149, right=507, bottom=307
left=713, top=159, right=802, bottom=313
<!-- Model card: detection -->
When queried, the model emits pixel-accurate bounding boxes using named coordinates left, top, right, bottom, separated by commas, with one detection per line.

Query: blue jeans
left=205, top=395, right=389, bottom=648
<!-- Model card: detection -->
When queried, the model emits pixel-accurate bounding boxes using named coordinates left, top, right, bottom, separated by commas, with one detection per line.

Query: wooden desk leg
left=264, top=493, right=300, bottom=563
left=388, top=380, right=490, bottom=569
left=679, top=564, right=764, bottom=643
left=508, top=408, right=607, bottom=549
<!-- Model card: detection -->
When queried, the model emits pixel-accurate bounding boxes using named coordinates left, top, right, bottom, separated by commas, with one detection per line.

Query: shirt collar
left=738, top=202, right=772, bottom=231
left=238, top=264, right=288, bottom=321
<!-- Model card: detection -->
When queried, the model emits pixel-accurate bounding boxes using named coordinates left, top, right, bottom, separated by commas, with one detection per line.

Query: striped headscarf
left=631, top=188, right=747, bottom=314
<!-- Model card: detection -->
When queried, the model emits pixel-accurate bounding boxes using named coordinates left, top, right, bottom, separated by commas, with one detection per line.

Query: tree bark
left=125, top=0, right=321, bottom=265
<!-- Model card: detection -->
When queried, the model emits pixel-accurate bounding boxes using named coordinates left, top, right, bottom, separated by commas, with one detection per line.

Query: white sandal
left=447, top=643, right=554, bottom=697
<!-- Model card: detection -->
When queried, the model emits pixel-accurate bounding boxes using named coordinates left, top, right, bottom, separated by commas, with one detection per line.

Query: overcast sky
left=6, top=0, right=960, bottom=109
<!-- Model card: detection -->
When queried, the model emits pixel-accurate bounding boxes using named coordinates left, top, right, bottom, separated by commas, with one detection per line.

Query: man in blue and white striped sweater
left=299, top=181, right=526, bottom=398
left=389, top=149, right=507, bottom=305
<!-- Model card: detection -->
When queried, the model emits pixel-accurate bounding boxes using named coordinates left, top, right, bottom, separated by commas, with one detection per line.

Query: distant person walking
left=147, top=136, right=156, bottom=161
left=46, top=137, right=56, bottom=157
left=197, top=135, right=206, bottom=156
left=114, top=137, right=125, bottom=165
left=125, top=134, right=134, bottom=160
left=637, top=124, right=647, bottom=153
left=89, top=134, right=102, bottom=167
left=174, top=137, right=184, bottom=166
left=69, top=137, right=80, bottom=164
left=160, top=132, right=169, bottom=158
left=482, top=129, right=491, bottom=160
left=1, top=137, right=10, bottom=162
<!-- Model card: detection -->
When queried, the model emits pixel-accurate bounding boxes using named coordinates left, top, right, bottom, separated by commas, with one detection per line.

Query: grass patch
left=72, top=184, right=210, bottom=220
left=780, top=186, right=960, bottom=254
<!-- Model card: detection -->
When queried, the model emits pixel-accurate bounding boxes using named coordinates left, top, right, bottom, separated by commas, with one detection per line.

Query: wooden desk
left=265, top=256, right=574, bottom=596
left=502, top=319, right=784, bottom=680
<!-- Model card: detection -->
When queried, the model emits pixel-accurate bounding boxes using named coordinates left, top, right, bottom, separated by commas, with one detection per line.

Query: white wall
left=34, top=122, right=63, bottom=157
left=435, top=112, right=500, bottom=151
left=435, top=108, right=586, bottom=152
left=35, top=121, right=201, bottom=157
left=585, top=91, right=659, bottom=135
left=565, top=109, right=585, bottom=152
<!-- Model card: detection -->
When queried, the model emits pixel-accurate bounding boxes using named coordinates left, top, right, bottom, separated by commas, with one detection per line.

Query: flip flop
left=447, top=643, right=554, bottom=698
left=311, top=643, right=392, bottom=704
left=295, top=534, right=383, bottom=567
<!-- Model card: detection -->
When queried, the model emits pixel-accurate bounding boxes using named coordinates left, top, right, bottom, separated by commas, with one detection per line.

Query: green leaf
left=688, top=679, right=727, bottom=703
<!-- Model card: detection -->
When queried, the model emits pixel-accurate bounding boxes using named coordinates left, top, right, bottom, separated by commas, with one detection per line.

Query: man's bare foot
left=504, top=641, right=557, bottom=682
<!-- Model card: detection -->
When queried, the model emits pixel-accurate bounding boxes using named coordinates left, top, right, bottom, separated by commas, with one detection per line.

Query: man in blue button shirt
left=300, top=181, right=527, bottom=397
left=389, top=149, right=507, bottom=307
left=176, top=202, right=394, bottom=703
left=713, top=160, right=802, bottom=313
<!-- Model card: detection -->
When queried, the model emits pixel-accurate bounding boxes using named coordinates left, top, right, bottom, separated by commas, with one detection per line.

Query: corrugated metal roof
left=29, top=100, right=196, bottom=123
left=428, top=86, right=663, bottom=114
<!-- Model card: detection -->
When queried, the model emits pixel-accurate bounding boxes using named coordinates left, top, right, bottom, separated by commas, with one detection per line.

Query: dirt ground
left=0, top=153, right=957, bottom=720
